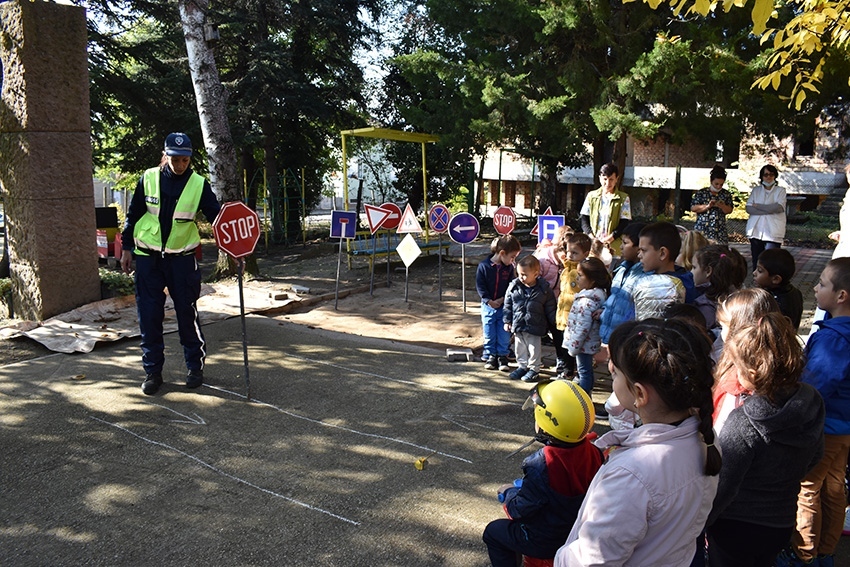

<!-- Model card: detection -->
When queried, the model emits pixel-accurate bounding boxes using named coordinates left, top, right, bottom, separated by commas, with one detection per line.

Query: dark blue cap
left=164, top=132, right=193, bottom=156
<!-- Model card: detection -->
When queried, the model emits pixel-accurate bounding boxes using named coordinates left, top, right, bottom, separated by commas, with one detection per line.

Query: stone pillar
left=0, top=1, right=100, bottom=320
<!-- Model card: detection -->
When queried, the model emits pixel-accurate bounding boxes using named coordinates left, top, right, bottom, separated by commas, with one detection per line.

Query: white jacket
left=745, top=183, right=786, bottom=243
left=564, top=288, right=607, bottom=356
left=555, top=417, right=718, bottom=567
left=632, top=273, right=685, bottom=321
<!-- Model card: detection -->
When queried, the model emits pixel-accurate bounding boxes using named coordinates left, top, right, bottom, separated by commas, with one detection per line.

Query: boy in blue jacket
left=483, top=380, right=603, bottom=567
left=788, top=257, right=850, bottom=567
left=599, top=222, right=646, bottom=344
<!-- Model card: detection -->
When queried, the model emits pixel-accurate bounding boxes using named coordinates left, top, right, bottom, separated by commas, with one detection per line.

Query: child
left=555, top=319, right=721, bottom=566
left=554, top=232, right=592, bottom=378
left=631, top=222, right=687, bottom=320
left=690, top=245, right=747, bottom=329
left=787, top=257, right=850, bottom=566
left=534, top=225, right=574, bottom=376
left=712, top=288, right=782, bottom=432
left=705, top=312, right=824, bottom=566
left=476, top=235, right=522, bottom=372
left=676, top=229, right=710, bottom=271
left=753, top=247, right=804, bottom=331
left=599, top=222, right=646, bottom=345
left=564, top=257, right=611, bottom=395
left=503, top=255, right=558, bottom=383
left=483, top=380, right=603, bottom=567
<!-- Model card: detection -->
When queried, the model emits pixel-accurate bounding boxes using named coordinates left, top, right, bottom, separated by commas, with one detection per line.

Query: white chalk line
left=204, top=384, right=473, bottom=464
left=90, top=416, right=360, bottom=526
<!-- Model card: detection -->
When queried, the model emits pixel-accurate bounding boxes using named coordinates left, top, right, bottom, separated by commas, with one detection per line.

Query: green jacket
left=587, top=188, right=629, bottom=255
left=133, top=167, right=204, bottom=255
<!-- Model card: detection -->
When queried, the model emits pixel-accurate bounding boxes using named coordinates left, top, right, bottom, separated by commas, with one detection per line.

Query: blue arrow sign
left=537, top=214, right=565, bottom=244
left=330, top=210, right=358, bottom=239
left=448, top=212, right=480, bottom=244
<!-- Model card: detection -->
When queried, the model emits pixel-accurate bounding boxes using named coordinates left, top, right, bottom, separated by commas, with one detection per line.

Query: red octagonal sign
left=493, top=205, right=516, bottom=235
left=213, top=201, right=261, bottom=258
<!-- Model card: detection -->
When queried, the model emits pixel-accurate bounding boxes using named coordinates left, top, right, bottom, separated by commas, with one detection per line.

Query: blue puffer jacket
left=503, top=277, right=557, bottom=336
left=803, top=316, right=850, bottom=435
left=600, top=260, right=645, bottom=343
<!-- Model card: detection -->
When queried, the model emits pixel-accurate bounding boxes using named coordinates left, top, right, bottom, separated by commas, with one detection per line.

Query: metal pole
left=386, top=230, right=391, bottom=287
left=405, top=266, right=409, bottom=302
left=438, top=233, right=443, bottom=301
left=301, top=167, right=306, bottom=248
left=237, top=258, right=251, bottom=401
left=370, top=235, right=376, bottom=295
left=335, top=237, right=343, bottom=310
left=462, top=243, right=467, bottom=313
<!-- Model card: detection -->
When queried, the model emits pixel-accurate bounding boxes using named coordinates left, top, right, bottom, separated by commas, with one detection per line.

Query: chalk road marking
left=441, top=414, right=516, bottom=434
left=145, top=402, right=206, bottom=425
left=205, top=384, right=473, bottom=464
left=284, top=351, right=520, bottom=406
left=90, top=416, right=359, bottom=526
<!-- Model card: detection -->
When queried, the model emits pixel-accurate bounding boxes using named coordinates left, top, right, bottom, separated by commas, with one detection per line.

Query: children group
left=476, top=190, right=848, bottom=566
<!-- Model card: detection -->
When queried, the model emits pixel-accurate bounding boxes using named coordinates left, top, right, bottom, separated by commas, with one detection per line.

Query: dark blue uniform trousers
left=134, top=253, right=206, bottom=376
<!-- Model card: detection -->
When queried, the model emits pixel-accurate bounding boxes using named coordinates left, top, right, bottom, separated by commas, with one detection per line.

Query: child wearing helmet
left=555, top=319, right=721, bottom=567
left=482, top=380, right=603, bottom=566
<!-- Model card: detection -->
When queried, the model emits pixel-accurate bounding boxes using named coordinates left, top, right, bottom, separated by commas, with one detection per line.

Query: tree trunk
left=177, top=0, right=253, bottom=278
left=537, top=164, right=559, bottom=214
left=474, top=158, right=485, bottom=218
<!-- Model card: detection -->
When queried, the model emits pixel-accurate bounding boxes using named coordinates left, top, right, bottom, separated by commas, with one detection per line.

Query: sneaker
left=484, top=356, right=498, bottom=370
left=818, top=554, right=834, bottom=567
left=141, top=372, right=163, bottom=395
left=596, top=406, right=609, bottom=418
left=509, top=367, right=527, bottom=380
left=521, top=370, right=540, bottom=383
left=186, top=369, right=204, bottom=389
left=775, top=548, right=815, bottom=567
left=844, top=506, right=850, bottom=536
left=498, top=356, right=511, bottom=372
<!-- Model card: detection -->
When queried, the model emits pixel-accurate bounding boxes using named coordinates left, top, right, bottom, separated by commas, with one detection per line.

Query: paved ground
left=1, top=239, right=848, bottom=566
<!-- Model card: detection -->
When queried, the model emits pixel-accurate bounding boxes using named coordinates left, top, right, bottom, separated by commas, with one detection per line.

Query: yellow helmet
left=522, top=380, right=595, bottom=443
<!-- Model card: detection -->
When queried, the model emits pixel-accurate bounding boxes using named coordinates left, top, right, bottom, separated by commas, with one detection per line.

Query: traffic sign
left=379, top=203, right=402, bottom=230
left=448, top=212, right=480, bottom=244
left=529, top=206, right=553, bottom=237
left=493, top=205, right=516, bottom=235
left=396, top=233, right=422, bottom=267
left=428, top=203, right=451, bottom=233
left=537, top=214, right=565, bottom=244
left=212, top=201, right=261, bottom=259
left=364, top=204, right=391, bottom=234
left=330, top=210, right=358, bottom=239
left=397, top=203, right=423, bottom=234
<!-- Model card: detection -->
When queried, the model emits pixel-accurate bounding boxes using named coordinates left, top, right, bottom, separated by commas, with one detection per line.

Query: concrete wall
left=0, top=1, right=100, bottom=320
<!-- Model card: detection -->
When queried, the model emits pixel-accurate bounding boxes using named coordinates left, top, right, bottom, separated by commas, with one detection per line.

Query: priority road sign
left=212, top=201, right=261, bottom=259
left=448, top=212, right=480, bottom=244
left=428, top=203, right=450, bottom=234
left=537, top=214, right=565, bottom=244
left=379, top=203, right=402, bottom=230
left=493, top=205, right=516, bottom=235
left=330, top=210, right=358, bottom=239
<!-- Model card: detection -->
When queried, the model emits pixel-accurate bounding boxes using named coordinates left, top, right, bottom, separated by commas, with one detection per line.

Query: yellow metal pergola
left=340, top=127, right=440, bottom=220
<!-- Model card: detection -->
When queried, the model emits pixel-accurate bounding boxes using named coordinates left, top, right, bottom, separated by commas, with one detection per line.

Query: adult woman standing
left=691, top=165, right=734, bottom=244
left=120, top=133, right=221, bottom=395
left=745, top=164, right=786, bottom=271
left=579, top=163, right=631, bottom=257
left=813, top=163, right=850, bottom=326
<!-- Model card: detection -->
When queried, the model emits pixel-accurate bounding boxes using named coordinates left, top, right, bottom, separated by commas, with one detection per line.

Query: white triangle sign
left=397, top=203, right=423, bottom=234
left=364, top=204, right=392, bottom=234
left=529, top=206, right=553, bottom=236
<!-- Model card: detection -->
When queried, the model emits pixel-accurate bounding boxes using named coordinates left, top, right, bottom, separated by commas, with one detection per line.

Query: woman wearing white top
left=745, top=164, right=786, bottom=271
left=813, top=163, right=850, bottom=326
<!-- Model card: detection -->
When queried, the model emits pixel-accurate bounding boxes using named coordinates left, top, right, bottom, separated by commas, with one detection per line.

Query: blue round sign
left=448, top=212, right=480, bottom=244
left=428, top=203, right=451, bottom=234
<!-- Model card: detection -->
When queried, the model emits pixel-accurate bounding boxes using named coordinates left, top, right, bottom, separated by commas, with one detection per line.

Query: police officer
left=121, top=133, right=221, bottom=395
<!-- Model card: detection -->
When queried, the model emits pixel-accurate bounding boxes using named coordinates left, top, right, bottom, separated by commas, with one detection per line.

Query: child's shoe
left=775, top=548, right=817, bottom=567
left=817, top=554, right=834, bottom=567
left=521, top=370, right=540, bottom=383
left=498, top=356, right=511, bottom=372
left=484, top=356, right=497, bottom=370
left=509, top=367, right=527, bottom=380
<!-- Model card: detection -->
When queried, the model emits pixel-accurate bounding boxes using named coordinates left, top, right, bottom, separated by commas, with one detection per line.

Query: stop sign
left=493, top=206, right=516, bottom=235
left=212, top=201, right=261, bottom=258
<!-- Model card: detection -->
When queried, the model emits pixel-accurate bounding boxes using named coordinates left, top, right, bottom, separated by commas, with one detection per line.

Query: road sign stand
left=330, top=211, right=357, bottom=309
left=237, top=257, right=251, bottom=401
left=438, top=233, right=443, bottom=301
left=369, top=235, right=377, bottom=295
left=428, top=203, right=451, bottom=302
left=448, top=211, right=480, bottom=313
left=385, top=231, right=391, bottom=287
left=334, top=237, right=344, bottom=310
left=461, top=244, right=467, bottom=312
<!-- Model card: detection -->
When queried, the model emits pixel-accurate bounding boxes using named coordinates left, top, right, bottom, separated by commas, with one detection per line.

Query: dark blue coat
left=503, top=277, right=557, bottom=336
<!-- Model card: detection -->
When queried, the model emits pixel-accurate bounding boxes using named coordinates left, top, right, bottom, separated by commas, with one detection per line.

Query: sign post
left=428, top=203, right=451, bottom=300
left=379, top=203, right=402, bottom=286
left=396, top=204, right=423, bottom=302
left=448, top=212, right=480, bottom=312
left=363, top=204, right=392, bottom=295
left=331, top=210, right=358, bottom=309
left=212, top=202, right=261, bottom=401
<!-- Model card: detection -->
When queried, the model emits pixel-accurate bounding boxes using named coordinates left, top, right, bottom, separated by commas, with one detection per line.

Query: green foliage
left=0, top=278, right=11, bottom=297
left=99, top=268, right=135, bottom=296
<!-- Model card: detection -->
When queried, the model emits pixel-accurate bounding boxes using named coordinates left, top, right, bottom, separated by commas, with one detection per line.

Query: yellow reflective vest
left=133, top=167, right=204, bottom=255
